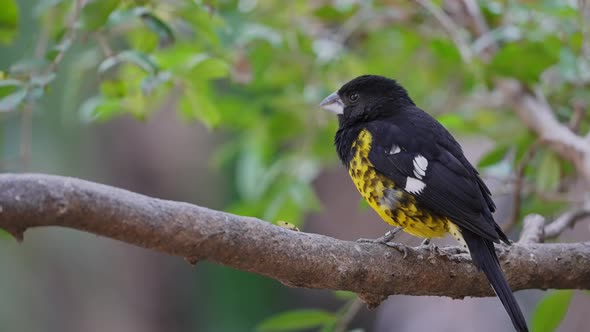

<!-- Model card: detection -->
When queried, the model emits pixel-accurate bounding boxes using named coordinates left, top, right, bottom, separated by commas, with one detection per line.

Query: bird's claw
left=356, top=227, right=402, bottom=245
left=357, top=228, right=408, bottom=258
left=417, top=238, right=438, bottom=253
left=383, top=242, right=408, bottom=258
left=357, top=238, right=408, bottom=259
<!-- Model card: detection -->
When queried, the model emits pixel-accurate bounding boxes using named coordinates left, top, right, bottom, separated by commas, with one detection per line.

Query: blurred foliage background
left=1, top=0, right=589, bottom=331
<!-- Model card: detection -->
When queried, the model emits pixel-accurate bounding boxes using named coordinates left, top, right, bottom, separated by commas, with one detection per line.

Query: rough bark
left=1, top=173, right=589, bottom=307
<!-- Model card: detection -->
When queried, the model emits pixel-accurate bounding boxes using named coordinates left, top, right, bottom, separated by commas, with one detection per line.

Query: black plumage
left=321, top=75, right=528, bottom=332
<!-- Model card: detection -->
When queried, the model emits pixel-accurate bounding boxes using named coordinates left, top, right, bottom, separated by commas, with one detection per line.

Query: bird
left=319, top=75, right=528, bottom=332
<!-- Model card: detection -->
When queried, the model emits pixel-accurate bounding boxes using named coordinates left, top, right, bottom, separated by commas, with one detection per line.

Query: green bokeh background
left=1, top=0, right=589, bottom=331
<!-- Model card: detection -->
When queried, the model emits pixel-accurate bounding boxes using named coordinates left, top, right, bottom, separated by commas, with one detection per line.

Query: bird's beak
left=319, top=91, right=343, bottom=115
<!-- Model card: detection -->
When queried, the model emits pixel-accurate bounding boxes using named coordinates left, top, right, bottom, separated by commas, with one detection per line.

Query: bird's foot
left=416, top=238, right=438, bottom=253
left=357, top=227, right=407, bottom=258
left=357, top=227, right=402, bottom=244
left=383, top=242, right=408, bottom=258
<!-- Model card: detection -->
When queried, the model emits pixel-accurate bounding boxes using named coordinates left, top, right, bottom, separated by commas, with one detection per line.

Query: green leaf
left=536, top=151, right=561, bottom=192
left=235, top=146, right=267, bottom=200
left=0, top=0, right=18, bottom=44
left=175, top=4, right=223, bottom=46
left=488, top=39, right=559, bottom=83
left=80, top=0, right=119, bottom=31
left=557, top=48, right=579, bottom=82
left=358, top=198, right=370, bottom=211
left=180, top=87, right=221, bottom=128
left=514, top=132, right=536, bottom=163
left=429, top=38, right=461, bottom=63
left=140, top=71, right=171, bottom=95
left=478, top=144, right=510, bottom=168
left=45, top=38, right=72, bottom=62
left=531, top=290, right=573, bottom=332
left=289, top=182, right=321, bottom=211
left=9, top=58, right=47, bottom=76
left=0, top=78, right=24, bottom=98
left=98, top=51, right=159, bottom=74
left=185, top=55, right=230, bottom=80
left=154, top=46, right=229, bottom=81
left=332, top=290, right=356, bottom=300
left=313, top=5, right=356, bottom=21
left=238, top=23, right=282, bottom=47
left=106, top=7, right=138, bottom=27
left=100, top=80, right=127, bottom=98
left=436, top=113, right=465, bottom=131
left=27, top=86, right=45, bottom=101
left=264, top=191, right=301, bottom=225
left=30, top=73, right=57, bottom=87
left=139, top=11, right=175, bottom=48
left=0, top=229, right=10, bottom=238
left=79, top=96, right=122, bottom=122
left=521, top=196, right=567, bottom=217
left=0, top=88, right=26, bottom=111
left=256, top=309, right=336, bottom=332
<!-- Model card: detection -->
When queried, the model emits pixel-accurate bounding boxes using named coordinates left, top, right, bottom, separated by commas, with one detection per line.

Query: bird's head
left=319, top=75, right=415, bottom=126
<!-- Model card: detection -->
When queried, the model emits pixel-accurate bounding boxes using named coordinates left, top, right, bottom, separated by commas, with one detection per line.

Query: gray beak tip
left=319, top=91, right=344, bottom=115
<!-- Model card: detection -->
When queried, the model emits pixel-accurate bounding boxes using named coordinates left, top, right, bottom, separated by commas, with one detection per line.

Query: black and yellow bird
left=320, top=75, right=528, bottom=332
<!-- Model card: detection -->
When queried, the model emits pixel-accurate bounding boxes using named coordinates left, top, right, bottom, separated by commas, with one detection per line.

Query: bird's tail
left=463, top=231, right=529, bottom=332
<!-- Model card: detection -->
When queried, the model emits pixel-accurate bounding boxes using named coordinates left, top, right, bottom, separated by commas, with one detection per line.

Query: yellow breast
left=348, top=129, right=450, bottom=239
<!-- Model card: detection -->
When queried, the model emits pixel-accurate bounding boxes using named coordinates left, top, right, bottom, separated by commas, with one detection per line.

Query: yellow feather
left=348, top=129, right=451, bottom=239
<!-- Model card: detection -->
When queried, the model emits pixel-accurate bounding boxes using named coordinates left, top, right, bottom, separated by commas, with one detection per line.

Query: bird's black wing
left=366, top=112, right=502, bottom=242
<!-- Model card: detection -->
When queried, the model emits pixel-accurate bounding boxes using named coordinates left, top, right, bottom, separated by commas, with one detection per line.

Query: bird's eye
left=349, top=93, right=359, bottom=102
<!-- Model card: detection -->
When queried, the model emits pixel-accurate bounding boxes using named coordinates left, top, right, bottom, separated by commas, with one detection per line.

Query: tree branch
left=503, top=140, right=541, bottom=233
left=494, top=79, right=590, bottom=183
left=518, top=214, right=545, bottom=244
left=1, top=174, right=590, bottom=308
left=415, top=0, right=473, bottom=62
left=545, top=204, right=590, bottom=240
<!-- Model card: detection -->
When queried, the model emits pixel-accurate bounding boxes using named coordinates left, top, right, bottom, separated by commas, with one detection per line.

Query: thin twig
left=96, top=33, right=114, bottom=57
left=415, top=0, right=473, bottom=62
left=491, top=179, right=583, bottom=204
left=333, top=299, right=364, bottom=332
left=34, top=28, right=50, bottom=59
left=544, top=204, right=590, bottom=239
left=494, top=79, right=590, bottom=182
left=48, top=0, right=84, bottom=73
left=18, top=102, right=33, bottom=171
left=534, top=188, right=583, bottom=204
left=461, top=0, right=490, bottom=37
left=570, top=100, right=586, bottom=133
left=579, top=0, right=590, bottom=58
left=15, top=0, right=85, bottom=172
left=461, top=0, right=497, bottom=59
left=503, top=140, right=541, bottom=233
left=333, top=6, right=371, bottom=44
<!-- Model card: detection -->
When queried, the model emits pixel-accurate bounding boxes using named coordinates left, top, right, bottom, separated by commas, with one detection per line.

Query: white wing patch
left=412, top=155, right=428, bottom=179
left=388, top=144, right=401, bottom=155
left=405, top=177, right=426, bottom=194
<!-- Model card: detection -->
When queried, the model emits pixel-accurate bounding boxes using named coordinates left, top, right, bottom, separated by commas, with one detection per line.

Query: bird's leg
left=357, top=227, right=402, bottom=244
left=357, top=227, right=408, bottom=258
left=417, top=238, right=438, bottom=252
